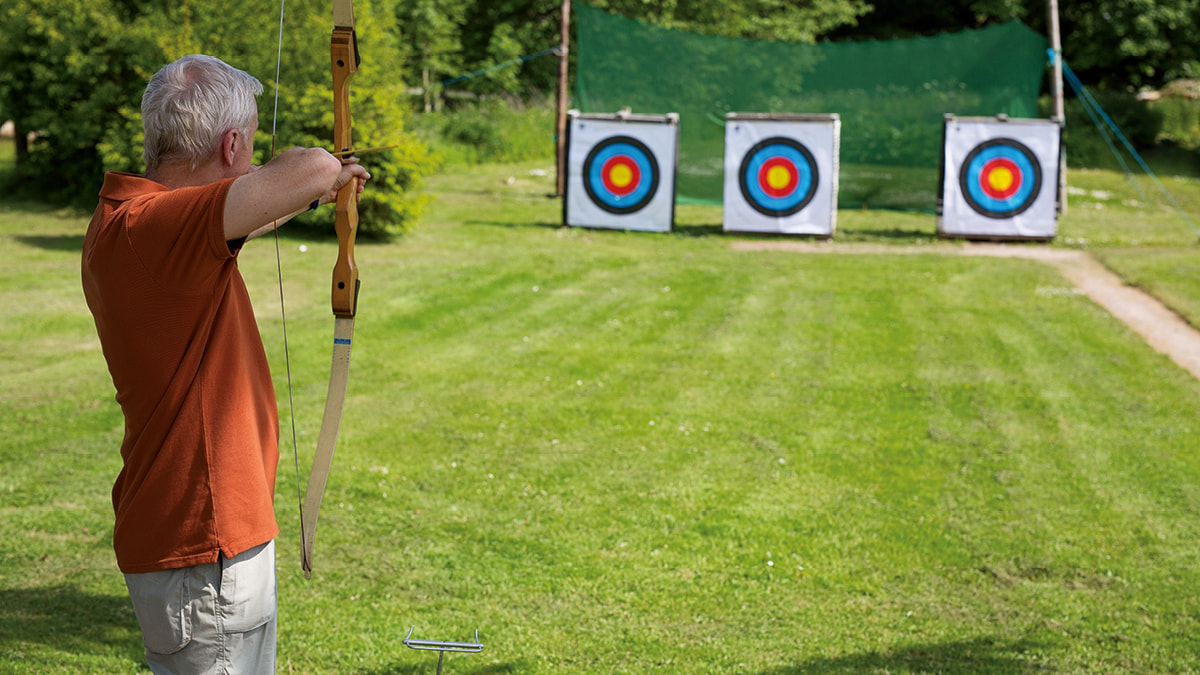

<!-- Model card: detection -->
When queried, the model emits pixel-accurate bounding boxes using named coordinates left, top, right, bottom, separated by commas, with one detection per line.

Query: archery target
left=723, top=115, right=839, bottom=235
left=740, top=138, right=818, bottom=217
left=940, top=117, right=1060, bottom=239
left=583, top=136, right=659, bottom=214
left=565, top=113, right=678, bottom=232
left=959, top=139, right=1041, bottom=218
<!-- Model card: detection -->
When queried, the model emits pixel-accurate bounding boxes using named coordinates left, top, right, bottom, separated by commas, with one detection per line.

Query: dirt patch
left=730, top=240, right=1200, bottom=381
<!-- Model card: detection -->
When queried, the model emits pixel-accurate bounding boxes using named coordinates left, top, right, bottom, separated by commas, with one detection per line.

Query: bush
left=409, top=95, right=557, bottom=166
left=1150, top=96, right=1200, bottom=150
left=1051, top=91, right=1163, bottom=169
left=283, top=131, right=436, bottom=241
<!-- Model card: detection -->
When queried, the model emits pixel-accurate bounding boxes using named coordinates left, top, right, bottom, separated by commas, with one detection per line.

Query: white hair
left=141, top=55, right=263, bottom=171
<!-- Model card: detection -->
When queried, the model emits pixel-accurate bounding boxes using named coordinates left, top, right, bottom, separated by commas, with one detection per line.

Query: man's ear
left=220, top=128, right=240, bottom=167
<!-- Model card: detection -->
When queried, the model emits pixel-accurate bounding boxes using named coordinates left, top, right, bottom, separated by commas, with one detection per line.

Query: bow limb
left=301, top=0, right=360, bottom=579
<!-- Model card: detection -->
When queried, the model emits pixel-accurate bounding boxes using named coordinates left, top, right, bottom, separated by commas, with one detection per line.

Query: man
left=81, top=54, right=369, bottom=674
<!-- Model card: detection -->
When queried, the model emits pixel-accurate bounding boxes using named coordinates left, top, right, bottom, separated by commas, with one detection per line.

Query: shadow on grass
left=428, top=189, right=556, bottom=202
left=461, top=209, right=943, bottom=243
left=465, top=219, right=562, bottom=231
left=14, top=234, right=85, bottom=252
left=837, top=227, right=938, bottom=243
left=465, top=219, right=733, bottom=237
left=673, top=223, right=725, bottom=237
left=0, top=584, right=141, bottom=664
left=760, top=636, right=1050, bottom=674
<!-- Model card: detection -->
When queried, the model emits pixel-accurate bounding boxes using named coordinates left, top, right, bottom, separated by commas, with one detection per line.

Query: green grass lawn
left=1058, top=167, right=1200, bottom=328
left=3, top=157, right=1200, bottom=673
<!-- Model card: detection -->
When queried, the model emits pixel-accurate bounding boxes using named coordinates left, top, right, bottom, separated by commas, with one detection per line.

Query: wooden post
left=555, top=0, right=571, bottom=196
left=1048, top=0, right=1067, bottom=214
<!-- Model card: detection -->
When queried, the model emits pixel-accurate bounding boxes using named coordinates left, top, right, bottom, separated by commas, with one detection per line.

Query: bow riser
left=331, top=24, right=360, bottom=318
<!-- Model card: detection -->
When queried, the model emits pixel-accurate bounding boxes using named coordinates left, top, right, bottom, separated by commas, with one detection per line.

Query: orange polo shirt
left=82, top=172, right=279, bottom=574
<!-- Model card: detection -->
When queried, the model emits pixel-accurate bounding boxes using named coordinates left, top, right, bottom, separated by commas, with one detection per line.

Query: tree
left=591, top=0, right=871, bottom=42
left=825, top=0, right=1031, bottom=40
left=456, top=0, right=563, bottom=98
left=826, top=0, right=1200, bottom=91
left=268, top=0, right=434, bottom=237
left=0, top=0, right=162, bottom=197
left=1058, top=0, right=1200, bottom=90
left=397, top=0, right=469, bottom=111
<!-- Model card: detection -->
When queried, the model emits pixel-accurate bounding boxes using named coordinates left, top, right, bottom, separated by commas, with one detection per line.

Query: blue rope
left=1048, top=52, right=1147, bottom=202
left=440, top=46, right=562, bottom=87
left=1049, top=49, right=1199, bottom=236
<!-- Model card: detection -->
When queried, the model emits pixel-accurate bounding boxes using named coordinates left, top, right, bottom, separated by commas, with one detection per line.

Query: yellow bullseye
left=987, top=166, right=1014, bottom=193
left=766, top=165, right=793, bottom=191
left=608, top=164, right=634, bottom=189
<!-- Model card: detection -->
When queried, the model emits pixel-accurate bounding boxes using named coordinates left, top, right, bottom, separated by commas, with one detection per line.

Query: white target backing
left=565, top=111, right=679, bottom=232
left=939, top=115, right=1061, bottom=240
left=723, top=113, right=840, bottom=236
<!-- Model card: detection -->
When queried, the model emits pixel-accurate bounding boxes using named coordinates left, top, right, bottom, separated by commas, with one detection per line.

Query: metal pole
left=555, top=0, right=571, bottom=196
left=1048, top=0, right=1067, bottom=214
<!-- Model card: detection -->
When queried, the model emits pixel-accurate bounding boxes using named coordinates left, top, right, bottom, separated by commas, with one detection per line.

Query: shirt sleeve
left=125, top=178, right=238, bottom=293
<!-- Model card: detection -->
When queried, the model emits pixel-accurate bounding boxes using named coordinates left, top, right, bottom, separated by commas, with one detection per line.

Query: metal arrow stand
left=403, top=625, right=483, bottom=674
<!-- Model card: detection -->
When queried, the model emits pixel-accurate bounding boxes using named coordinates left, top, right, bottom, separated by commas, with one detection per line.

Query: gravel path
left=730, top=240, right=1200, bottom=381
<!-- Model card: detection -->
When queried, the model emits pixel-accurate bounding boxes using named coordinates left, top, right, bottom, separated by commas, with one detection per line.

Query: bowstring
left=268, top=0, right=308, bottom=555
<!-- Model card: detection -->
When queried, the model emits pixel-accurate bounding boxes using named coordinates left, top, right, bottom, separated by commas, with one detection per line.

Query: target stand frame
left=563, top=109, right=680, bottom=233
left=403, top=625, right=483, bottom=674
left=722, top=112, right=841, bottom=238
left=937, top=114, right=1062, bottom=242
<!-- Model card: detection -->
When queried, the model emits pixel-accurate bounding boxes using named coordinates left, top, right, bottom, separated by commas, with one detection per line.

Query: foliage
left=270, top=0, right=434, bottom=239
left=825, top=0, right=1200, bottom=92
left=1056, top=91, right=1164, bottom=168
left=396, top=0, right=470, bottom=111
left=455, top=0, right=565, bottom=97
left=0, top=0, right=163, bottom=203
left=1062, top=81, right=1200, bottom=157
left=408, top=96, right=557, bottom=165
left=1150, top=95, right=1200, bottom=150
left=838, top=0, right=1200, bottom=93
left=584, top=0, right=870, bottom=42
left=0, top=0, right=433, bottom=236
left=1035, top=83, right=1200, bottom=174
left=826, top=0, right=1031, bottom=40
left=153, top=0, right=434, bottom=239
left=1058, top=0, right=1200, bottom=90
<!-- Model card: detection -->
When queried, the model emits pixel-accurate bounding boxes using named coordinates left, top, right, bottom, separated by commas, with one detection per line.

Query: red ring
left=758, top=157, right=799, bottom=199
left=979, top=157, right=1022, bottom=200
left=601, top=155, right=641, bottom=196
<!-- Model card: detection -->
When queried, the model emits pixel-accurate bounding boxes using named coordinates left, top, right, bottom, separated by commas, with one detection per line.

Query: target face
left=958, top=138, right=1042, bottom=219
left=738, top=137, right=819, bottom=217
left=583, top=136, right=660, bottom=215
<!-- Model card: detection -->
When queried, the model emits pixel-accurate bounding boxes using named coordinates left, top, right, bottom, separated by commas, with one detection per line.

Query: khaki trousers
left=124, top=541, right=277, bottom=675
